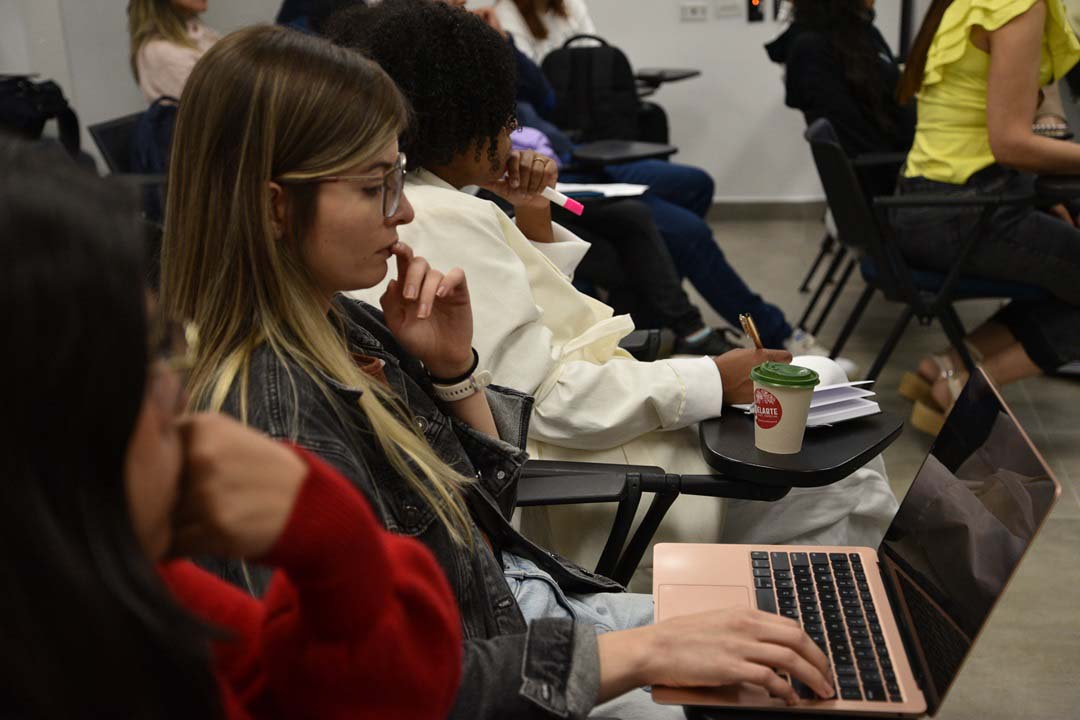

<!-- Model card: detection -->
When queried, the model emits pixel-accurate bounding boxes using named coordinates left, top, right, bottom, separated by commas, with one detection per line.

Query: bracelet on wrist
left=427, top=348, right=479, bottom=386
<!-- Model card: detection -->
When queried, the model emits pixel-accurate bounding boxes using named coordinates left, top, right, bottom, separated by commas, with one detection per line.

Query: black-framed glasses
left=280, top=152, right=407, bottom=219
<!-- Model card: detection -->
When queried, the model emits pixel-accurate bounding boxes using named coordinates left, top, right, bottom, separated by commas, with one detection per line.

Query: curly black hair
left=326, top=0, right=518, bottom=172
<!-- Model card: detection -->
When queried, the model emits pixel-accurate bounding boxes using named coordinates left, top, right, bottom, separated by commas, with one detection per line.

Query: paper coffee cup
left=750, top=362, right=820, bottom=455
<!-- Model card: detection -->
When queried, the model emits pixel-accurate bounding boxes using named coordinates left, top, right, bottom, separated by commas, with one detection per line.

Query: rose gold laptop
left=653, top=369, right=1060, bottom=716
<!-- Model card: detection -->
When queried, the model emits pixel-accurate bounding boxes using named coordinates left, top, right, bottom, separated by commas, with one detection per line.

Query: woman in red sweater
left=0, top=137, right=461, bottom=718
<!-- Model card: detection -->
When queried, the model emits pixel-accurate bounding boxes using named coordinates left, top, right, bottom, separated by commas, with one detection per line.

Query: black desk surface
left=572, top=139, right=678, bottom=165
left=636, top=68, right=703, bottom=84
left=699, top=411, right=903, bottom=488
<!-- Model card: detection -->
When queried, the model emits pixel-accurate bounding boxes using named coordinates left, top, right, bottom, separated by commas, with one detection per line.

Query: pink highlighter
left=542, top=186, right=584, bottom=216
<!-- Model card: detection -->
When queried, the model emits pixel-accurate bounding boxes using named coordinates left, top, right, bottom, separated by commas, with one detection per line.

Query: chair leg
left=830, top=284, right=874, bottom=359
left=811, top=256, right=857, bottom=337
left=938, top=305, right=975, bottom=373
left=797, top=245, right=848, bottom=330
left=611, top=491, right=679, bottom=587
left=799, top=232, right=835, bottom=293
left=865, top=305, right=916, bottom=381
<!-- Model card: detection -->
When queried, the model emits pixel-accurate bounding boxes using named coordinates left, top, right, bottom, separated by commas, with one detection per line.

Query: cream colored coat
left=351, top=170, right=898, bottom=586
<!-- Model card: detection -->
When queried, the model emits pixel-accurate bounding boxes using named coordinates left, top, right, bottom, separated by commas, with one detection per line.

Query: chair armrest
left=873, top=191, right=1036, bottom=209
left=618, top=328, right=663, bottom=361
left=517, top=460, right=665, bottom=506
left=852, top=152, right=907, bottom=169
left=1034, top=174, right=1080, bottom=203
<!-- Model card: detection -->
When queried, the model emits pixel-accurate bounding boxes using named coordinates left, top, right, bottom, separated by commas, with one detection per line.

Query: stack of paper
left=554, top=182, right=649, bottom=198
left=734, top=381, right=880, bottom=428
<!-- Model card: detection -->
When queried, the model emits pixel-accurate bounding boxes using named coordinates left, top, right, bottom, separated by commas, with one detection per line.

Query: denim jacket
left=214, top=298, right=622, bottom=720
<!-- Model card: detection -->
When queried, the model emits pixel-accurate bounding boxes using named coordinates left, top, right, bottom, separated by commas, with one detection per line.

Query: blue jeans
left=502, top=552, right=654, bottom=634
left=565, top=160, right=793, bottom=346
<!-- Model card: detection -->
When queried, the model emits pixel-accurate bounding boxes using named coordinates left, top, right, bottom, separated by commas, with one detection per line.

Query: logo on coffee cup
left=754, top=388, right=782, bottom=429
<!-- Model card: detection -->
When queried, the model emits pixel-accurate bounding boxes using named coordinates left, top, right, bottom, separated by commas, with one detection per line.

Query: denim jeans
left=564, top=160, right=794, bottom=346
left=892, top=166, right=1080, bottom=370
left=503, top=552, right=654, bottom=634
left=503, top=553, right=686, bottom=720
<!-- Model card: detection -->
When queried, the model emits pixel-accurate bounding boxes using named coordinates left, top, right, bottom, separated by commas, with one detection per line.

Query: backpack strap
left=562, top=33, right=608, bottom=48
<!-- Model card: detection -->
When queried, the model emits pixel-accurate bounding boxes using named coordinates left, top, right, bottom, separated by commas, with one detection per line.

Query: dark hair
left=511, top=0, right=568, bottom=41
left=898, top=0, right=954, bottom=104
left=794, top=0, right=898, bottom=133
left=0, top=136, right=221, bottom=719
left=326, top=0, right=518, bottom=171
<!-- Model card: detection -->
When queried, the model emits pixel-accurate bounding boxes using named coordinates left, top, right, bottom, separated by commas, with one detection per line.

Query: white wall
left=579, top=0, right=905, bottom=203
left=5, top=0, right=916, bottom=202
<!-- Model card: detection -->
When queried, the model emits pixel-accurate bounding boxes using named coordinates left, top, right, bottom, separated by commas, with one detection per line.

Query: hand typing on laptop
left=595, top=607, right=835, bottom=706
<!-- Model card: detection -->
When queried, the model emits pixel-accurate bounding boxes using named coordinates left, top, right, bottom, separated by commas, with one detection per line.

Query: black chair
left=795, top=152, right=907, bottom=336
left=804, top=118, right=1050, bottom=380
left=88, top=112, right=143, bottom=174
left=516, top=409, right=903, bottom=587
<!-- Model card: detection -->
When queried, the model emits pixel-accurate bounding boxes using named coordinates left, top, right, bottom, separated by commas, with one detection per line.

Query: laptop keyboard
left=751, top=550, right=903, bottom=703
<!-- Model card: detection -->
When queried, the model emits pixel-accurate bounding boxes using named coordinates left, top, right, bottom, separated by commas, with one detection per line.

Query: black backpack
left=541, top=34, right=641, bottom=142
left=0, top=75, right=81, bottom=157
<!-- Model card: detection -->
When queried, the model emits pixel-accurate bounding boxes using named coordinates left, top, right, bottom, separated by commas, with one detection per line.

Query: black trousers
left=554, top=198, right=706, bottom=336
left=892, top=165, right=1080, bottom=371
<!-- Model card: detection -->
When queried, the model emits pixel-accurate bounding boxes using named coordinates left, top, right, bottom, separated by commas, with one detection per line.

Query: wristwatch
left=431, top=369, right=492, bottom=403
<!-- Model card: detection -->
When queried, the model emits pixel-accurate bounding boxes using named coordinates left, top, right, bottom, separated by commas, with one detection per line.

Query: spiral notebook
left=734, top=381, right=880, bottom=427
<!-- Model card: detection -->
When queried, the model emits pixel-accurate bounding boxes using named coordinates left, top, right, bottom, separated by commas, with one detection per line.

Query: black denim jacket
left=214, top=298, right=622, bottom=720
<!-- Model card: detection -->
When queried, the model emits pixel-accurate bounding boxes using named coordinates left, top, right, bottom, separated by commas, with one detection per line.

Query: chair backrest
left=804, top=118, right=910, bottom=299
left=88, top=112, right=143, bottom=174
left=542, top=34, right=641, bottom=142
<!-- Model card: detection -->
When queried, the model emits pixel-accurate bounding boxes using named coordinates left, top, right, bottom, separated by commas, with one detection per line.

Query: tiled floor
left=689, top=216, right=1080, bottom=719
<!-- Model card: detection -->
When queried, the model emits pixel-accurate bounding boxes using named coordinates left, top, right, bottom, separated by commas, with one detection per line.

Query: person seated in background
left=891, top=0, right=1080, bottom=434
left=159, top=26, right=836, bottom=720
left=275, top=0, right=367, bottom=34
left=330, top=0, right=898, bottom=585
left=0, top=136, right=461, bottom=720
left=478, top=0, right=842, bottom=359
left=764, top=0, right=916, bottom=196
left=128, top=0, right=219, bottom=104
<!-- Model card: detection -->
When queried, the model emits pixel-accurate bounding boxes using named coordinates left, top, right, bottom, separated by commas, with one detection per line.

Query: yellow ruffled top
left=905, top=0, right=1080, bottom=184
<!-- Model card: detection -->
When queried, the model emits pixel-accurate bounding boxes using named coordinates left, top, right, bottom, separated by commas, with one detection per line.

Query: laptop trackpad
left=657, top=584, right=750, bottom=620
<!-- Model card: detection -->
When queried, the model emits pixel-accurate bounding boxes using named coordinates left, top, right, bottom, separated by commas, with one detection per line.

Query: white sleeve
left=527, top=355, right=723, bottom=450
left=524, top=222, right=591, bottom=279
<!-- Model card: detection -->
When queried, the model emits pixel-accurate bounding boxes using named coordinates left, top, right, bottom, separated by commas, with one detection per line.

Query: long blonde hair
left=127, top=0, right=197, bottom=80
left=161, top=25, right=474, bottom=544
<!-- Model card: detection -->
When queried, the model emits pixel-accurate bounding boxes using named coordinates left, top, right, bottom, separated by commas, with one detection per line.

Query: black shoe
left=672, top=328, right=741, bottom=356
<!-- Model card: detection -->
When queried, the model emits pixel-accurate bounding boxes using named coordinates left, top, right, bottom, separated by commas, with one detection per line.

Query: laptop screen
left=878, top=371, right=1059, bottom=714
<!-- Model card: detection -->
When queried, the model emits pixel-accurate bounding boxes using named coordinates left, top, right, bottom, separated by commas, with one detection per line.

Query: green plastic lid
left=750, top=361, right=820, bottom=389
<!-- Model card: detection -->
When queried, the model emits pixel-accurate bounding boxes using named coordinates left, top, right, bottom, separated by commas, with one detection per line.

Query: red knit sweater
left=160, top=449, right=462, bottom=719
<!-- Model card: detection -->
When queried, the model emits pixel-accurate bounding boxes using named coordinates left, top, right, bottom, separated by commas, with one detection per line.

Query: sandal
left=900, top=346, right=983, bottom=435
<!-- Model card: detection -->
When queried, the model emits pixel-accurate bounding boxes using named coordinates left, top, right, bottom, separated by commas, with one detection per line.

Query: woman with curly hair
left=127, top=0, right=219, bottom=104
left=332, top=0, right=898, bottom=589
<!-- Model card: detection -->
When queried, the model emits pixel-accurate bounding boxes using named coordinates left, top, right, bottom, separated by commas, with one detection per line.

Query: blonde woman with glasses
left=162, top=25, right=835, bottom=720
left=128, top=0, right=219, bottom=104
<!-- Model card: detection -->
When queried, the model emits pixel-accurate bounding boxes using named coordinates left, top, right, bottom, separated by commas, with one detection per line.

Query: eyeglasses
left=281, top=152, right=408, bottom=219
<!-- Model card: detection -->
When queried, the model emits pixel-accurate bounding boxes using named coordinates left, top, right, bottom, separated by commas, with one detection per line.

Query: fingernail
left=419, top=303, right=431, bottom=318
left=436, top=286, right=448, bottom=298
left=405, top=284, right=418, bottom=299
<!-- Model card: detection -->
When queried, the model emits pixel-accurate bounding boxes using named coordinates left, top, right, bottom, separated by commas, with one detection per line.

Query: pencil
left=739, top=313, right=764, bottom=350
